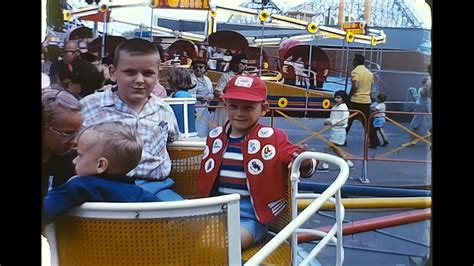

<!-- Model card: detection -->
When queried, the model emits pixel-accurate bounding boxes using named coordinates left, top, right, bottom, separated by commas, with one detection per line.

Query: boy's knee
left=240, top=227, right=254, bottom=249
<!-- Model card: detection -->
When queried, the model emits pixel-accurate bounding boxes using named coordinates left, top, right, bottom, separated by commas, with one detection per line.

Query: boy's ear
left=96, top=157, right=109, bottom=174
left=261, top=101, right=269, bottom=116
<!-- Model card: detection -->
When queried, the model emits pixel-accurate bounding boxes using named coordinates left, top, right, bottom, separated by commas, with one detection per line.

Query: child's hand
left=299, top=158, right=317, bottom=178
left=291, top=151, right=317, bottom=178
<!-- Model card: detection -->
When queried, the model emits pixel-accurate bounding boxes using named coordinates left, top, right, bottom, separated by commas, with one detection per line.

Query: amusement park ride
left=42, top=2, right=432, bottom=266
left=55, top=0, right=387, bottom=116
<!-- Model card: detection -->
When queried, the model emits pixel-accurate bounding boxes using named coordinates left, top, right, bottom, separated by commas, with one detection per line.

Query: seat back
left=45, top=194, right=241, bottom=266
left=268, top=166, right=292, bottom=233
left=168, top=141, right=206, bottom=198
left=168, top=141, right=293, bottom=264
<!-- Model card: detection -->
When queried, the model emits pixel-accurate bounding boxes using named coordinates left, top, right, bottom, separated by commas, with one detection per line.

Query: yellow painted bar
left=298, top=197, right=431, bottom=210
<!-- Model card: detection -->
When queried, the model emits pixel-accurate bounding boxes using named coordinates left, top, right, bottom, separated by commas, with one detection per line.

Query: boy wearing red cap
left=197, top=75, right=317, bottom=249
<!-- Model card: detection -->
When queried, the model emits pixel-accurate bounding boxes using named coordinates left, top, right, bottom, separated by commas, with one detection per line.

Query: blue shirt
left=172, top=90, right=193, bottom=98
left=42, top=175, right=159, bottom=226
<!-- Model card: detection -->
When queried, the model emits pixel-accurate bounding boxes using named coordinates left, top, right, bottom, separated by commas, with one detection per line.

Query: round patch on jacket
left=258, top=127, right=274, bottom=138
left=261, top=144, right=276, bottom=160
left=204, top=158, right=215, bottom=173
left=212, top=139, right=223, bottom=154
left=202, top=145, right=209, bottom=159
left=248, top=139, right=261, bottom=154
left=248, top=159, right=264, bottom=175
left=209, top=127, right=223, bottom=138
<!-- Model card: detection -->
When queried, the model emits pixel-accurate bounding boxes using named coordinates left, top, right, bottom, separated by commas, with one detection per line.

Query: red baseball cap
left=222, top=75, right=267, bottom=102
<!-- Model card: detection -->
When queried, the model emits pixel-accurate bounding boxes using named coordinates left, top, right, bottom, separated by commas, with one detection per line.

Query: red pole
left=297, top=208, right=431, bottom=243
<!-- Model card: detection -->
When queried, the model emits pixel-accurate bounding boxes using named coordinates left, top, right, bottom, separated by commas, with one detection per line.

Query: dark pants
left=346, top=101, right=372, bottom=136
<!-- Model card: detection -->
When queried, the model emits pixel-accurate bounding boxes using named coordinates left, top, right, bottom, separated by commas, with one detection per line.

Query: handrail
left=65, top=193, right=240, bottom=217
left=245, top=152, right=349, bottom=266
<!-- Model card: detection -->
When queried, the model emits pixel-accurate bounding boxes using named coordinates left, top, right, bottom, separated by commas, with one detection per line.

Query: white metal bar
left=169, top=140, right=206, bottom=147
left=252, top=37, right=282, bottom=46
left=335, top=190, right=344, bottom=265
left=258, top=20, right=265, bottom=77
left=67, top=194, right=241, bottom=218
left=184, top=98, right=189, bottom=138
left=149, top=5, right=154, bottom=42
left=319, top=25, right=347, bottom=36
left=288, top=34, right=314, bottom=42
left=44, top=223, right=59, bottom=266
left=291, top=174, right=299, bottom=266
left=227, top=199, right=242, bottom=264
left=245, top=152, right=349, bottom=266
left=271, top=13, right=308, bottom=27
left=296, top=228, right=338, bottom=244
left=100, top=11, right=107, bottom=59
left=300, top=225, right=339, bottom=266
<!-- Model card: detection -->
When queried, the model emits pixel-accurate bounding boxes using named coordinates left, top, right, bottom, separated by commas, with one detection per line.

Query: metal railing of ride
left=269, top=107, right=366, bottom=171
left=193, top=105, right=431, bottom=185
left=245, top=152, right=350, bottom=266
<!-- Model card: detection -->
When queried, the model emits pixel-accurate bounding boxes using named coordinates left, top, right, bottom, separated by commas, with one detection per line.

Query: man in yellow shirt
left=346, top=54, right=374, bottom=146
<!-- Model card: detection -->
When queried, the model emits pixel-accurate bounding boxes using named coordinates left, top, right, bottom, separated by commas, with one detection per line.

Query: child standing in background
left=369, top=93, right=389, bottom=148
left=322, top=90, right=353, bottom=169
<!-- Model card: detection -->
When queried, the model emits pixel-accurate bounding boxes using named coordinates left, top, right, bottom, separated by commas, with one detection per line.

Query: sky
left=42, top=0, right=432, bottom=42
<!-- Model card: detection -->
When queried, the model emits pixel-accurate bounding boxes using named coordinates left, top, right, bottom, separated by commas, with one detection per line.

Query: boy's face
left=224, top=99, right=267, bottom=136
left=73, top=130, right=104, bottom=176
left=110, top=51, right=160, bottom=106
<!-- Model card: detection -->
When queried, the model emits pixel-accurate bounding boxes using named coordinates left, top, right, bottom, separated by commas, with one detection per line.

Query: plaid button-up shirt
left=80, top=87, right=179, bottom=180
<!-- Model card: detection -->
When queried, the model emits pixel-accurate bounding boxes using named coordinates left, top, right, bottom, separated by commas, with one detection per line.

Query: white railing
left=245, top=152, right=349, bottom=266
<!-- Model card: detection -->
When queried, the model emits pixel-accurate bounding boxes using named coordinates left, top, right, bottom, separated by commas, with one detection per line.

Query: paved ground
left=260, top=116, right=431, bottom=265
left=261, top=116, right=431, bottom=187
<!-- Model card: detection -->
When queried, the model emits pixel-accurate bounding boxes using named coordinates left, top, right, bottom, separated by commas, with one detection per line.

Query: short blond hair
left=80, top=121, right=143, bottom=174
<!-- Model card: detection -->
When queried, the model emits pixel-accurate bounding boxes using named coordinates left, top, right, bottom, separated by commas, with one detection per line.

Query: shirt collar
left=100, top=85, right=167, bottom=109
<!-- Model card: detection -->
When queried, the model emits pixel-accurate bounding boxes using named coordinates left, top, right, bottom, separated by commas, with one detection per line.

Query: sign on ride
left=151, top=0, right=210, bottom=9
left=341, top=21, right=367, bottom=35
